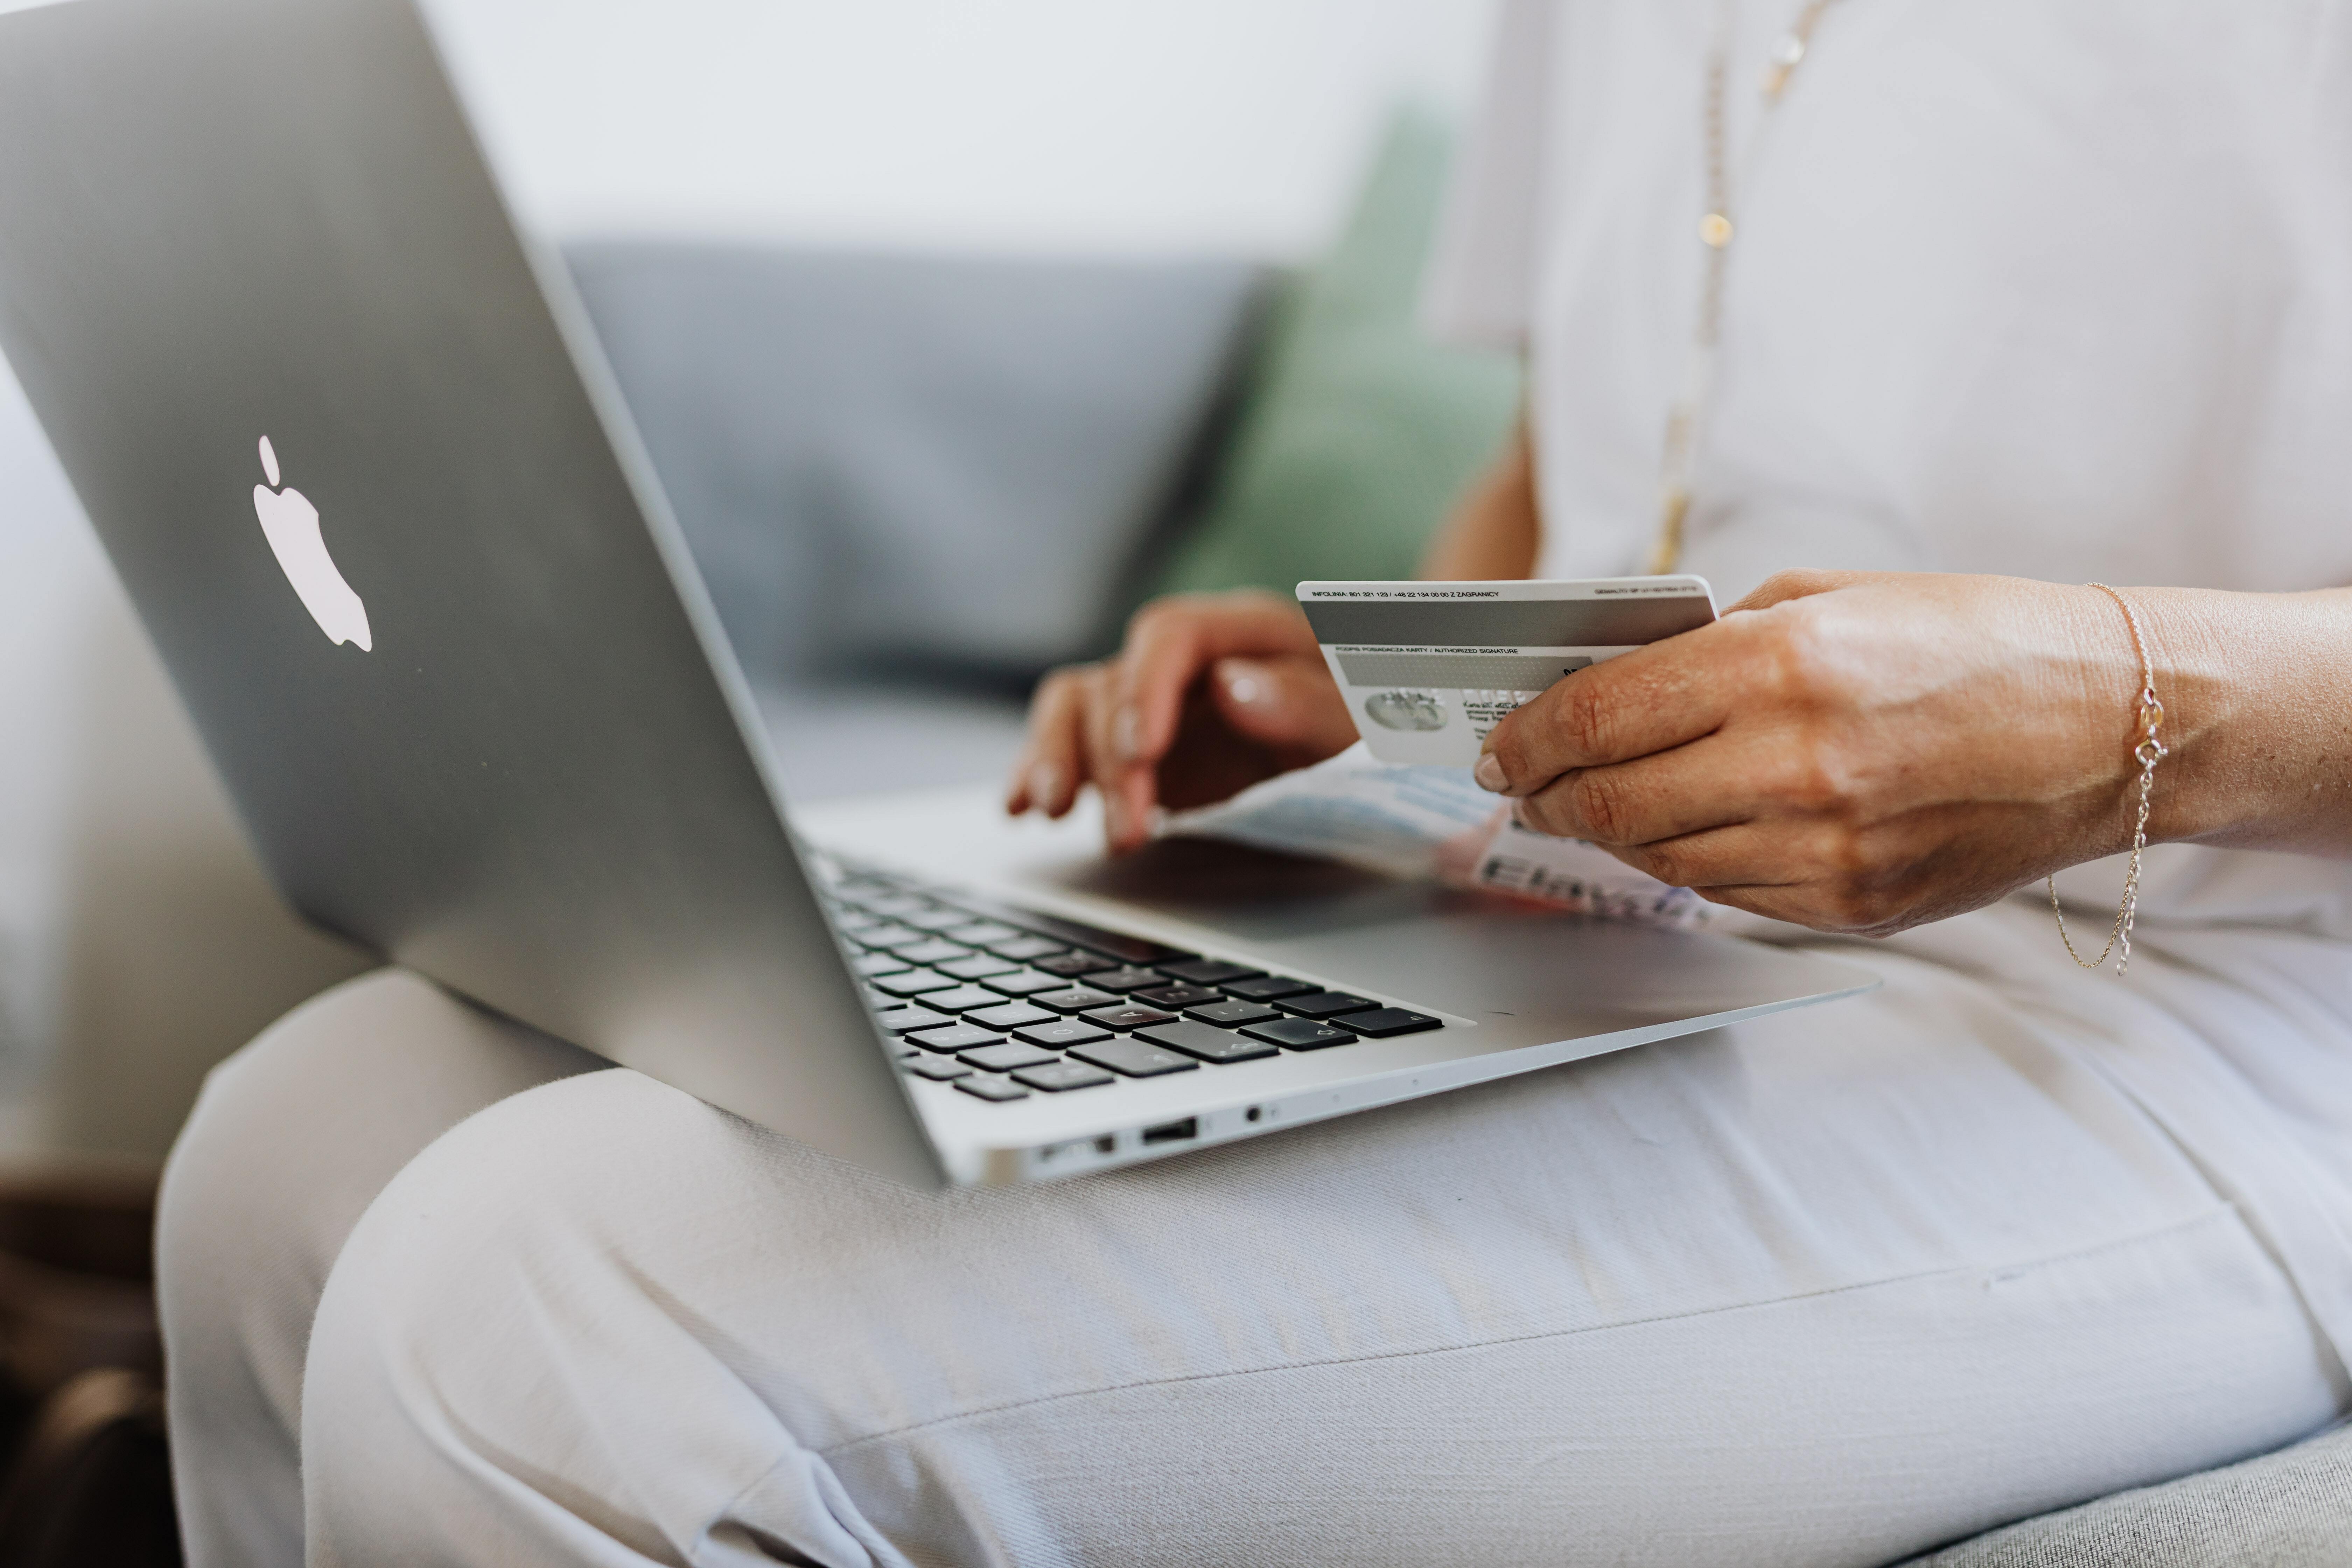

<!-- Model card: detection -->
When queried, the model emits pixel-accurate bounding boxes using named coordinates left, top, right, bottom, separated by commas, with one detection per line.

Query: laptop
left=0, top=0, right=1875, bottom=1188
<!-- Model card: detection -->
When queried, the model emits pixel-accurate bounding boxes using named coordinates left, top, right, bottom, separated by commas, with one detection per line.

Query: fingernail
left=1474, top=754, right=1507, bottom=793
left=1223, top=665, right=1265, bottom=706
left=1028, top=761, right=1062, bottom=810
left=1103, top=791, right=1130, bottom=842
left=1111, top=705, right=1141, bottom=762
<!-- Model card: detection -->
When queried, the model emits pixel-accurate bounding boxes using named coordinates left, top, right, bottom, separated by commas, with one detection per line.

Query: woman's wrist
left=2128, top=584, right=2352, bottom=855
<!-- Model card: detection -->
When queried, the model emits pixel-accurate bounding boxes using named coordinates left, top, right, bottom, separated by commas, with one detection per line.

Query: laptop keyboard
left=820, top=871, right=1443, bottom=1105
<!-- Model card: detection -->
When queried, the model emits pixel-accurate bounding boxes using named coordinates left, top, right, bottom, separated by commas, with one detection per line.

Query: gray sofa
left=1903, top=1420, right=2352, bottom=1566
left=564, top=241, right=1273, bottom=802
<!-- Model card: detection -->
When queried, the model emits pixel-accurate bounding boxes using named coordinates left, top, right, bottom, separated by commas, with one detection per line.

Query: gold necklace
left=1649, top=0, right=1848, bottom=575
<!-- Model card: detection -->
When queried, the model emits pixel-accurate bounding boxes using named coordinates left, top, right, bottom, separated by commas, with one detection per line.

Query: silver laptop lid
left=0, top=0, right=943, bottom=1185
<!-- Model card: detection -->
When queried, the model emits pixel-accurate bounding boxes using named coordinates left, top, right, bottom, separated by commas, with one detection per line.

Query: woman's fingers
left=1583, top=821, right=1800, bottom=891
left=1083, top=667, right=1153, bottom=850
left=1010, top=590, right=1352, bottom=850
left=1209, top=655, right=1360, bottom=754
left=1005, top=665, right=1096, bottom=817
left=1586, top=807, right=2022, bottom=937
left=1006, top=664, right=1158, bottom=846
left=1507, top=730, right=1776, bottom=847
left=1577, top=822, right=1865, bottom=929
left=1011, top=590, right=1339, bottom=848
left=1478, top=624, right=1743, bottom=797
left=1108, top=592, right=1324, bottom=773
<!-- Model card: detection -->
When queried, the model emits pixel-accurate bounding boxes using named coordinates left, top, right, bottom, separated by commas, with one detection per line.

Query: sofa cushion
left=1147, top=109, right=1522, bottom=599
left=565, top=243, right=1267, bottom=683
left=1900, top=1419, right=2352, bottom=1567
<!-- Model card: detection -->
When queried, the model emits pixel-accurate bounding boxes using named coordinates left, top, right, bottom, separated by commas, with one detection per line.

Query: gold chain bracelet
left=2049, top=583, right=2166, bottom=975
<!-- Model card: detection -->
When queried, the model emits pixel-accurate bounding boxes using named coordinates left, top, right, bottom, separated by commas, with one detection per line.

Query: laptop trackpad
left=1018, top=835, right=1856, bottom=1036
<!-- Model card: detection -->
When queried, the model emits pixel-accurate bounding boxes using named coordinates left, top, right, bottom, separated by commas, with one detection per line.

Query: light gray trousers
left=158, top=898, right=2352, bottom=1566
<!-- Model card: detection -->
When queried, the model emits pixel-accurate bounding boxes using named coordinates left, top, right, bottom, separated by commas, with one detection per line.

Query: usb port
left=1141, top=1118, right=1198, bottom=1146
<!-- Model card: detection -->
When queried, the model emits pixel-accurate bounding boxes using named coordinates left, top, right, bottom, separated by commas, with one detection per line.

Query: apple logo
left=252, top=435, right=370, bottom=650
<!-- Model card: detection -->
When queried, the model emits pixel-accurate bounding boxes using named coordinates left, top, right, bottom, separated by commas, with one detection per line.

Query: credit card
left=1296, top=577, right=1717, bottom=765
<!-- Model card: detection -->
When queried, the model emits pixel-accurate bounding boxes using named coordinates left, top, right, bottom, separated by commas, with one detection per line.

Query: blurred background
left=0, top=0, right=1515, bottom=1167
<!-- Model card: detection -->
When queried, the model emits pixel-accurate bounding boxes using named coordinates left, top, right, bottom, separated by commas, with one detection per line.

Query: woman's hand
left=1473, top=570, right=2161, bottom=935
left=1006, top=589, right=1357, bottom=853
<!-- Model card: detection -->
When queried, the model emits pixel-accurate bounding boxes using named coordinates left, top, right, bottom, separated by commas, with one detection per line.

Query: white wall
left=426, top=0, right=1498, bottom=258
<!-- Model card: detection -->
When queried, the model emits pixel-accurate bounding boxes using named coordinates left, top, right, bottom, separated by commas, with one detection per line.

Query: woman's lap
left=241, top=910, right=2347, bottom=1567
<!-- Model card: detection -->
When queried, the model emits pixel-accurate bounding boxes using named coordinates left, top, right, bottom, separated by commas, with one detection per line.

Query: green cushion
left=1148, top=108, right=1523, bottom=598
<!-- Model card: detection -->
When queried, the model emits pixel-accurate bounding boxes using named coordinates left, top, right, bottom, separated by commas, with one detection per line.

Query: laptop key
left=871, top=969, right=958, bottom=997
left=1034, top=951, right=1118, bottom=979
left=907, top=1024, right=1004, bottom=1054
left=955, top=1076, right=1030, bottom=1103
left=1031, top=986, right=1119, bottom=1015
left=906, top=1057, right=972, bottom=1082
left=1080, top=1003, right=1177, bottom=1031
left=1134, top=1021, right=1278, bottom=1064
left=967, top=1001, right=1055, bottom=1031
left=922, top=986, right=1010, bottom=1014
left=1011, top=1020, right=1112, bottom=1049
left=1013, top=1060, right=1116, bottom=1093
left=863, top=925, right=938, bottom=952
left=895, top=939, right=973, bottom=966
left=936, top=953, right=1020, bottom=981
left=859, top=894, right=930, bottom=918
left=851, top=952, right=912, bottom=977
left=1221, top=975, right=1317, bottom=1002
left=942, top=920, right=1022, bottom=945
left=1184, top=999, right=1279, bottom=1028
left=934, top=894, right=1194, bottom=966
left=985, top=934, right=1067, bottom=962
left=1069, top=1038, right=1199, bottom=1078
left=1241, top=1017, right=1358, bottom=1051
left=903, top=907, right=979, bottom=932
left=961, top=1042, right=1061, bottom=1073
left=1276, top=990, right=1379, bottom=1020
left=1082, top=966, right=1168, bottom=994
left=1342, top=1007, right=1444, bottom=1038
left=1155, top=958, right=1264, bottom=987
left=978, top=969, right=1066, bottom=997
left=1131, top=983, right=1222, bottom=1010
left=874, top=1005, right=953, bottom=1034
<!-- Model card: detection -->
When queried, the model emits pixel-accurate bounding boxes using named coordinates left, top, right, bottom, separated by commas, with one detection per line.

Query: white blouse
left=1426, top=0, right=2352, bottom=937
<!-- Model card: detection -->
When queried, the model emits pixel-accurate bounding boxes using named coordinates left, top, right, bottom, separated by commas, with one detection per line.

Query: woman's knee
left=159, top=968, right=603, bottom=1321
left=300, top=1070, right=862, bottom=1564
left=157, top=968, right=607, bottom=1550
